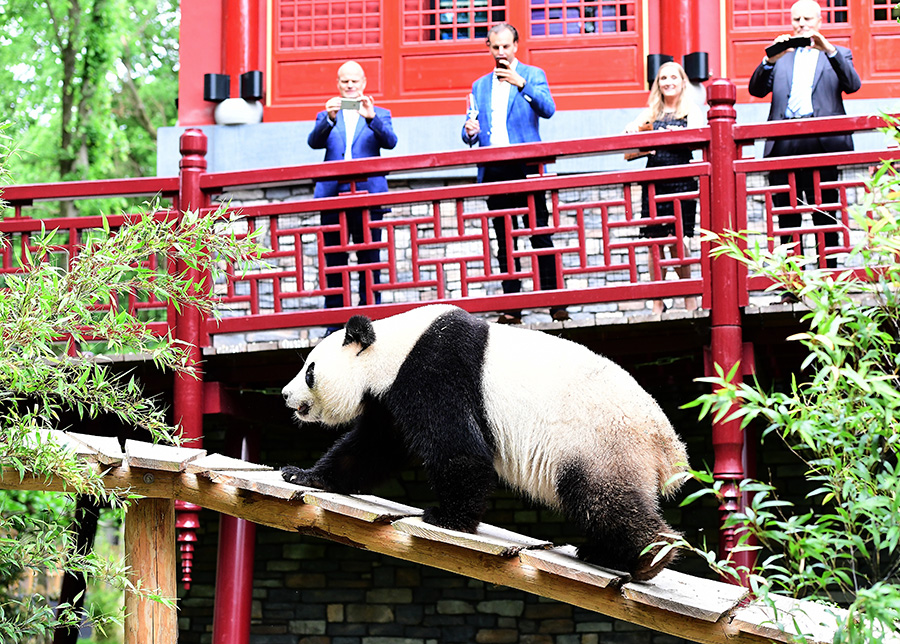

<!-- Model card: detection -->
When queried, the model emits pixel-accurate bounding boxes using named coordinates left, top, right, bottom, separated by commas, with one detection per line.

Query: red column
left=692, top=1, right=723, bottom=81
left=706, top=79, right=755, bottom=581
left=223, top=0, right=259, bottom=78
left=660, top=0, right=693, bottom=57
left=212, top=430, right=259, bottom=644
left=174, top=129, right=209, bottom=589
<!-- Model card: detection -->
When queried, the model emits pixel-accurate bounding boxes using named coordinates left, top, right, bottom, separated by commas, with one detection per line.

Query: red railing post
left=174, top=129, right=209, bottom=589
left=706, top=79, right=754, bottom=582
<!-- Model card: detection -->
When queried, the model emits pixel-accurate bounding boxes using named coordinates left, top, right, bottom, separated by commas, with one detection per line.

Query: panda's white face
left=282, top=305, right=458, bottom=428
left=282, top=332, right=369, bottom=426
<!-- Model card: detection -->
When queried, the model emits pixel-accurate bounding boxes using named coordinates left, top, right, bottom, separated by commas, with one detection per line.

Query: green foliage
left=1, top=149, right=266, bottom=638
left=0, top=0, right=178, bottom=189
left=1, top=207, right=264, bottom=453
left=679, top=121, right=900, bottom=642
left=75, top=510, right=127, bottom=643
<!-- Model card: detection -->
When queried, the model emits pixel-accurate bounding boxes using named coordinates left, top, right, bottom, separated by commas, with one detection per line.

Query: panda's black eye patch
left=305, top=362, right=316, bottom=388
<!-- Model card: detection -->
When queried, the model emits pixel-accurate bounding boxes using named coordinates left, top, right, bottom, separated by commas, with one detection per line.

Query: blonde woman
left=625, top=61, right=704, bottom=314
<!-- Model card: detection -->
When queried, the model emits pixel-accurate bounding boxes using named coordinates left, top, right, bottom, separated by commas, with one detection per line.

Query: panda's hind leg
left=556, top=460, right=681, bottom=581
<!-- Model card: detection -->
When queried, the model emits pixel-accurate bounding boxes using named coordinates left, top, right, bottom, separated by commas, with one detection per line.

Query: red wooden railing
left=2, top=79, right=898, bottom=586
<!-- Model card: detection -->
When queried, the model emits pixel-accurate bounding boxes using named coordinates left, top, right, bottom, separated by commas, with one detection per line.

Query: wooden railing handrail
left=1, top=176, right=179, bottom=206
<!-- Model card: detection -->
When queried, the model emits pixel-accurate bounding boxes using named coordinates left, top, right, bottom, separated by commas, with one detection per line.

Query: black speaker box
left=203, top=73, right=230, bottom=102
left=240, top=71, right=264, bottom=101
left=683, top=52, right=710, bottom=82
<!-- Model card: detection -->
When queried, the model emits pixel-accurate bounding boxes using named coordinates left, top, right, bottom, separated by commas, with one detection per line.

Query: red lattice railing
left=0, top=182, right=181, bottom=338
left=1, top=104, right=897, bottom=343
left=203, top=159, right=709, bottom=336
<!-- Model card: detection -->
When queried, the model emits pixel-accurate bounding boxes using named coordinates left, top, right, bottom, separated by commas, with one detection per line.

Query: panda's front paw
left=422, top=507, right=479, bottom=534
left=281, top=466, right=323, bottom=488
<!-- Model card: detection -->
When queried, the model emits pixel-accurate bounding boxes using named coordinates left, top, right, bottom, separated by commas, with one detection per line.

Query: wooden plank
left=302, top=492, right=423, bottom=523
left=124, top=439, right=206, bottom=472
left=184, top=453, right=272, bottom=474
left=26, top=429, right=99, bottom=461
left=66, top=432, right=125, bottom=466
left=204, top=468, right=313, bottom=500
left=124, top=496, right=177, bottom=644
left=392, top=516, right=552, bottom=557
left=518, top=545, right=626, bottom=588
left=622, top=568, right=749, bottom=623
left=730, top=594, right=849, bottom=644
left=357, top=495, right=425, bottom=516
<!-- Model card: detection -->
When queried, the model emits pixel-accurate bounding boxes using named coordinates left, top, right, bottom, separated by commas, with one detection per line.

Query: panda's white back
left=481, top=324, right=684, bottom=508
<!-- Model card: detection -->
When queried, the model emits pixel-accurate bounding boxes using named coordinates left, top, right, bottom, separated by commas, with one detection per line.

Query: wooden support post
left=124, top=497, right=178, bottom=644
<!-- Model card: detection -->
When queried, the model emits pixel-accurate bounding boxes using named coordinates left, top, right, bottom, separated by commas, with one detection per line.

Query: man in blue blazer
left=462, top=23, right=567, bottom=324
left=748, top=0, right=861, bottom=276
left=309, top=60, right=398, bottom=310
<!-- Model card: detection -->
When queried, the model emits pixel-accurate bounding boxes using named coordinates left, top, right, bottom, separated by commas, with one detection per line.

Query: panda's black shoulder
left=385, top=307, right=491, bottom=434
left=425, top=307, right=490, bottom=348
left=397, top=307, right=490, bottom=374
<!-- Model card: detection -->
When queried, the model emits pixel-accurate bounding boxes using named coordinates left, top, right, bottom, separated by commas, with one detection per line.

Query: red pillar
left=174, top=129, right=210, bottom=589
left=706, top=79, right=755, bottom=581
left=223, top=0, right=260, bottom=78
left=659, top=0, right=693, bottom=58
left=212, top=430, right=259, bottom=644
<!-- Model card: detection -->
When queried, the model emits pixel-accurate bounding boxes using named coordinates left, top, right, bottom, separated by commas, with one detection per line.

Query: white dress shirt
left=786, top=47, right=819, bottom=117
left=489, top=60, right=517, bottom=147
left=342, top=109, right=360, bottom=159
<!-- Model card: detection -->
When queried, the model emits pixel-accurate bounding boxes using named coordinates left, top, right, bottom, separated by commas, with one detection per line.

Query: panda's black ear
left=343, top=315, right=376, bottom=353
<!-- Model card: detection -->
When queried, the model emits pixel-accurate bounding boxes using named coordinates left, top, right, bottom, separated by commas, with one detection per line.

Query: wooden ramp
left=1, top=431, right=853, bottom=644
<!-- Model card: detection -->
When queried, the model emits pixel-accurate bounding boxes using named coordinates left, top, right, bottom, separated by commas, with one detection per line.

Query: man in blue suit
left=462, top=23, right=567, bottom=324
left=309, top=60, right=398, bottom=310
left=748, top=0, right=860, bottom=277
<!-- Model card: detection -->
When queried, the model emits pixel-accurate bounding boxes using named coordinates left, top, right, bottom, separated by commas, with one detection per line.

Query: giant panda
left=281, top=304, right=688, bottom=580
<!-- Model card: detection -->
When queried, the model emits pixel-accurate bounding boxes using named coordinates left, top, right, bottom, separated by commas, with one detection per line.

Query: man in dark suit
left=309, top=60, right=398, bottom=310
left=462, top=23, right=567, bottom=324
left=748, top=0, right=861, bottom=275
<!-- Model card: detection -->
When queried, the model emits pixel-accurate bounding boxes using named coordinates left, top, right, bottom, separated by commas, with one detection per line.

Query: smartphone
left=765, top=36, right=812, bottom=59
left=495, top=58, right=508, bottom=69
left=340, top=98, right=361, bottom=111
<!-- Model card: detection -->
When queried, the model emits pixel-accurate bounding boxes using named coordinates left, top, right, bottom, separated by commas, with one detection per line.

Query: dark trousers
left=768, top=137, right=841, bottom=269
left=482, top=163, right=560, bottom=295
left=321, top=209, right=383, bottom=309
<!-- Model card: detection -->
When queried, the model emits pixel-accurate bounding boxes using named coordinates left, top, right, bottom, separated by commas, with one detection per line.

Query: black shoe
left=550, top=308, right=570, bottom=322
left=780, top=292, right=800, bottom=305
left=496, top=312, right=522, bottom=325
